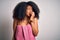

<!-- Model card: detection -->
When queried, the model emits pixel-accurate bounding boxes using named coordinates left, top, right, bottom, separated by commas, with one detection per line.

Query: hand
left=30, top=12, right=35, bottom=22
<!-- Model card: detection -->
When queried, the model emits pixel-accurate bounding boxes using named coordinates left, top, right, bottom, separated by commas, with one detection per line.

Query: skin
left=13, top=5, right=39, bottom=40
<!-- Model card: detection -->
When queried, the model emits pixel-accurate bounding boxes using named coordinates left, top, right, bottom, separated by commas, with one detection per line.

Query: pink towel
left=15, top=24, right=35, bottom=40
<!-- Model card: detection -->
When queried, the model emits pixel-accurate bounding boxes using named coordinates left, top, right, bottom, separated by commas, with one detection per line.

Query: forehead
left=27, top=5, right=32, bottom=8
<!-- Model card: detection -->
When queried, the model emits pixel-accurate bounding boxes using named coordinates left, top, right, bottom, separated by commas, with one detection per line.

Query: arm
left=12, top=19, right=18, bottom=40
left=30, top=18, right=39, bottom=36
left=13, top=19, right=18, bottom=33
left=30, top=12, right=39, bottom=36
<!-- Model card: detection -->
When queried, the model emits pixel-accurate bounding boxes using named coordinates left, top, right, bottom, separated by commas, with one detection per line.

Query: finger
left=32, top=12, right=35, bottom=16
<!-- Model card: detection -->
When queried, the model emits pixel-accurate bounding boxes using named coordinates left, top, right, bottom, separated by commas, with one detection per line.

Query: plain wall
left=0, top=0, right=60, bottom=40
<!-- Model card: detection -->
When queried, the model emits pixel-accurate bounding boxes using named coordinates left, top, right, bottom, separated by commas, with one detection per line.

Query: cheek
left=27, top=10, right=30, bottom=13
left=26, top=10, right=31, bottom=15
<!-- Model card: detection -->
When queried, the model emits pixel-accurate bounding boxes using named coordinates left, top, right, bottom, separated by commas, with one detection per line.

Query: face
left=26, top=5, right=33, bottom=17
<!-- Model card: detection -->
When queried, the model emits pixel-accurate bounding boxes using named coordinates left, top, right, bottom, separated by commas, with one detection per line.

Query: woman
left=12, top=1, right=40, bottom=40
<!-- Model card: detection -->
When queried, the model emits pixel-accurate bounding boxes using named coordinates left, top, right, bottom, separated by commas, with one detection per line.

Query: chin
left=26, top=15, right=31, bottom=18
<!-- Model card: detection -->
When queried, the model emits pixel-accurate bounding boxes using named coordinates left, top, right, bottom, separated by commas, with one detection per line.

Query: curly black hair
left=13, top=1, right=40, bottom=20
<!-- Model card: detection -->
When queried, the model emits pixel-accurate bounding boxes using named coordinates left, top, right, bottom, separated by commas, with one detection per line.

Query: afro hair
left=13, top=1, right=40, bottom=20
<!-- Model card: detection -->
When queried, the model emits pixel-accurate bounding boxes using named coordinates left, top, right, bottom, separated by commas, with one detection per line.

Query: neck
left=22, top=16, right=29, bottom=25
left=18, top=16, right=29, bottom=25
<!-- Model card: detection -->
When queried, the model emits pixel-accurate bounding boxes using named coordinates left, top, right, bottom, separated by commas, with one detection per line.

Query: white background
left=0, top=0, right=60, bottom=40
